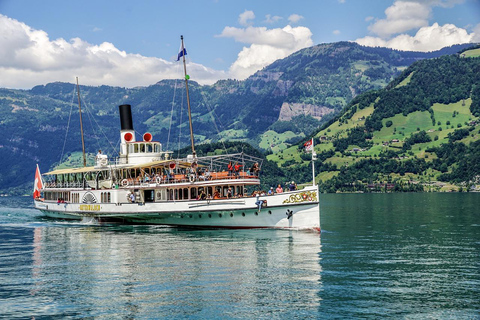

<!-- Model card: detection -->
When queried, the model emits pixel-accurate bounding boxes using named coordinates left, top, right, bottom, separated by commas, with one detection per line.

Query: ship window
left=183, top=188, right=189, bottom=199
left=155, top=144, right=161, bottom=153
left=144, top=190, right=154, bottom=202
left=207, top=187, right=213, bottom=198
left=107, top=192, right=111, bottom=203
left=178, top=189, right=183, bottom=200
left=190, top=188, right=197, bottom=200
left=146, top=143, right=152, bottom=153
left=140, top=144, right=145, bottom=153
left=134, top=144, right=139, bottom=153
left=174, top=189, right=178, bottom=200
left=129, top=144, right=134, bottom=153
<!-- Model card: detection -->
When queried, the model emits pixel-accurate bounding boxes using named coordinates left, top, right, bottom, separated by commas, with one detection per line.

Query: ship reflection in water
left=25, top=224, right=322, bottom=318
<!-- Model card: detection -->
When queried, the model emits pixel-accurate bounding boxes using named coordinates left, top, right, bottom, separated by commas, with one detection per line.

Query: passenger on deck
left=234, top=162, right=242, bottom=178
left=128, top=192, right=135, bottom=203
left=251, top=162, right=259, bottom=177
left=227, top=162, right=233, bottom=177
left=204, top=168, right=211, bottom=180
left=96, top=150, right=102, bottom=161
left=276, top=184, right=283, bottom=193
left=255, top=192, right=262, bottom=211
left=289, top=181, right=297, bottom=191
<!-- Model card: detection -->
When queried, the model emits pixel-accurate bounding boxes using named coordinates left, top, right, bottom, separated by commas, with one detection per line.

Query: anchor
left=286, top=209, right=293, bottom=219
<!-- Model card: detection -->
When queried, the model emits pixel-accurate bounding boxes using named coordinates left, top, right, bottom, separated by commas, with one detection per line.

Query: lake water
left=0, top=193, right=478, bottom=318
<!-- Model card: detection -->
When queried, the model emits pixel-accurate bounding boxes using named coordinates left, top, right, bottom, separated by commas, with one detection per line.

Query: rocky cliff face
left=278, top=103, right=334, bottom=121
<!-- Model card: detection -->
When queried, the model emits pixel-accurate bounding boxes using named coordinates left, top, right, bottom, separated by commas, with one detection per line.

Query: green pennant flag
left=185, top=75, right=190, bottom=80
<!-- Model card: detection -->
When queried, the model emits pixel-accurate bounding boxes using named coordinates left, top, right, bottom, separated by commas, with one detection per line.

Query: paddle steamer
left=33, top=37, right=320, bottom=230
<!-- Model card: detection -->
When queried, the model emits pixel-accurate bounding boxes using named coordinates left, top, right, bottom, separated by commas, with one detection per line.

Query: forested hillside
left=269, top=47, right=480, bottom=192
left=0, top=42, right=475, bottom=194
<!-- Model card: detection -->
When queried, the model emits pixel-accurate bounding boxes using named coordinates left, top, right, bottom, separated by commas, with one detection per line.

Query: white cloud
left=356, top=23, right=476, bottom=52
left=288, top=14, right=304, bottom=24
left=333, top=30, right=341, bottom=35
left=473, top=23, right=480, bottom=42
left=369, top=1, right=431, bottom=37
left=217, top=25, right=313, bottom=80
left=365, top=16, right=374, bottom=22
left=358, top=0, right=477, bottom=52
left=264, top=14, right=283, bottom=24
left=239, top=10, right=255, bottom=27
left=0, top=14, right=227, bottom=89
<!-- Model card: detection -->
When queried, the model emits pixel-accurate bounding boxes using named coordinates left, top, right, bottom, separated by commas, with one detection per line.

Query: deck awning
left=43, top=166, right=100, bottom=175
left=43, top=159, right=196, bottom=176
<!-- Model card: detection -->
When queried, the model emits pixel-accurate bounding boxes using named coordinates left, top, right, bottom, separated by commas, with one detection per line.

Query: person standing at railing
left=234, top=162, right=242, bottom=178
left=228, top=161, right=233, bottom=177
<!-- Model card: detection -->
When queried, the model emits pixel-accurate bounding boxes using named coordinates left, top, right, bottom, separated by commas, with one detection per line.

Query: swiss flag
left=304, top=138, right=313, bottom=152
left=33, top=164, right=43, bottom=199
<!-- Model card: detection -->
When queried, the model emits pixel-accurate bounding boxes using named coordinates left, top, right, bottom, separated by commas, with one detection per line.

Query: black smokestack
left=119, top=104, right=134, bottom=131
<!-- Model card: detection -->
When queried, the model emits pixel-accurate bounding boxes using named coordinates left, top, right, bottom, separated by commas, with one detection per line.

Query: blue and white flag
left=177, top=48, right=187, bottom=61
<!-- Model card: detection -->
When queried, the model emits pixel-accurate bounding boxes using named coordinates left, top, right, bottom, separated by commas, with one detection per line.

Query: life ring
left=189, top=175, right=196, bottom=183
left=121, top=179, right=129, bottom=187
left=155, top=176, right=161, bottom=184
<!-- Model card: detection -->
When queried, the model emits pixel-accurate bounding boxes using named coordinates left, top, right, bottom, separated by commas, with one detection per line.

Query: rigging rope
left=177, top=88, right=185, bottom=158
left=81, top=96, right=118, bottom=156
left=58, top=86, right=77, bottom=164
left=166, top=77, right=179, bottom=151
left=200, top=91, right=227, bottom=152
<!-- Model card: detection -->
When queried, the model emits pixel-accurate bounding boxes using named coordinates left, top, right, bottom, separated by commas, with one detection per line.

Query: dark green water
left=0, top=193, right=478, bottom=318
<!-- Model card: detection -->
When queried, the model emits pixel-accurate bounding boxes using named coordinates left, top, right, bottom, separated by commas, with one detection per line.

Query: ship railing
left=44, top=181, right=85, bottom=189
left=182, top=152, right=264, bottom=174
left=117, top=171, right=259, bottom=188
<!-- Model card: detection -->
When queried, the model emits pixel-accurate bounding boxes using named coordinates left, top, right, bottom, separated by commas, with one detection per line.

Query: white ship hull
left=34, top=186, right=320, bottom=231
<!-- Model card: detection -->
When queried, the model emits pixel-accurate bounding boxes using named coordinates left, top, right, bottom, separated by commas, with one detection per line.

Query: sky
left=0, top=0, right=479, bottom=89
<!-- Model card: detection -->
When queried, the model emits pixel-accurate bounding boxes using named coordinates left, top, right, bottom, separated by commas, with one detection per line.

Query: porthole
left=230, top=213, right=234, bottom=217
left=255, top=211, right=258, bottom=216
left=198, top=214, right=202, bottom=218
left=208, top=214, right=212, bottom=218
left=219, top=213, right=222, bottom=218
left=180, top=215, right=184, bottom=219
left=189, top=214, right=193, bottom=218
left=268, top=210, right=272, bottom=215
left=242, top=212, right=245, bottom=217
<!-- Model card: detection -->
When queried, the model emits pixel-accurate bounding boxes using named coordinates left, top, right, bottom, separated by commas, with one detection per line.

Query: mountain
left=0, top=42, right=475, bottom=195
left=268, top=46, right=480, bottom=192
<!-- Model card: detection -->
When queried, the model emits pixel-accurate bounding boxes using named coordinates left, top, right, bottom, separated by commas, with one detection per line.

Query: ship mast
left=180, top=35, right=196, bottom=157
left=76, top=77, right=87, bottom=167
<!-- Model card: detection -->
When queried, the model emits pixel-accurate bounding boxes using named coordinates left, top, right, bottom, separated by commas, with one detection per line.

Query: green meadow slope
left=269, top=48, right=480, bottom=192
